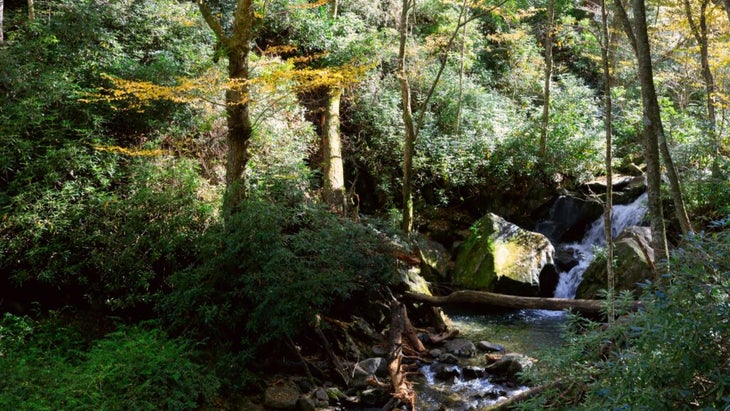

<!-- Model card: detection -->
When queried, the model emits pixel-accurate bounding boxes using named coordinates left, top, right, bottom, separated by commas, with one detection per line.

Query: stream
left=414, top=193, right=649, bottom=410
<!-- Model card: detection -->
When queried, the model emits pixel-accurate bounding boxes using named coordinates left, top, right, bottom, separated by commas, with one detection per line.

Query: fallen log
left=405, top=290, right=641, bottom=316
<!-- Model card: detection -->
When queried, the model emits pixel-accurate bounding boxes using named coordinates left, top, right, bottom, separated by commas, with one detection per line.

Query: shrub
left=158, top=198, right=398, bottom=388
left=0, top=315, right=219, bottom=410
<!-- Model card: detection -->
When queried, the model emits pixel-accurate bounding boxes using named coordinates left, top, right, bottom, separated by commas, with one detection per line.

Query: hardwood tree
left=397, top=0, right=417, bottom=233
left=539, top=0, right=555, bottom=158
left=613, top=0, right=671, bottom=261
left=197, top=0, right=255, bottom=213
left=1, top=0, right=4, bottom=43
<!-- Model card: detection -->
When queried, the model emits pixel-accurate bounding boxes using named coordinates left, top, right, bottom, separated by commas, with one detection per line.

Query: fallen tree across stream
left=405, top=290, right=641, bottom=316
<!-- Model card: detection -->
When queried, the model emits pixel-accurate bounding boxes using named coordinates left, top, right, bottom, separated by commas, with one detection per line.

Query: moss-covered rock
left=576, top=226, right=654, bottom=299
left=454, top=213, right=555, bottom=296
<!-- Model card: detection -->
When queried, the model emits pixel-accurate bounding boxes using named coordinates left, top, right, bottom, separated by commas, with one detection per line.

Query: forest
left=0, top=0, right=728, bottom=409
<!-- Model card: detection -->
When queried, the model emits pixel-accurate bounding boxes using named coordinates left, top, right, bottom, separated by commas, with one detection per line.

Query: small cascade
left=553, top=193, right=648, bottom=298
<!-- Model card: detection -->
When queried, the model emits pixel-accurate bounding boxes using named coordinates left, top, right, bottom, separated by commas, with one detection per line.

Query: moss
left=454, top=218, right=498, bottom=290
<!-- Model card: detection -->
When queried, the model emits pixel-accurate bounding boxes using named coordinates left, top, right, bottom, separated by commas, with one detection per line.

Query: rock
left=454, top=213, right=555, bottom=296
left=416, top=236, right=452, bottom=282
left=313, top=388, right=329, bottom=407
left=576, top=226, right=653, bottom=299
left=264, top=380, right=301, bottom=410
left=438, top=353, right=459, bottom=364
left=462, top=366, right=486, bottom=380
left=535, top=195, right=603, bottom=243
left=237, top=398, right=265, bottom=411
left=353, top=357, right=387, bottom=378
left=429, top=348, right=442, bottom=358
left=398, top=266, right=433, bottom=296
left=485, top=354, right=533, bottom=378
left=359, top=387, right=390, bottom=406
left=296, top=397, right=316, bottom=411
left=432, top=363, right=461, bottom=381
left=326, top=387, right=346, bottom=402
left=444, top=338, right=477, bottom=358
left=476, top=341, right=506, bottom=353
left=539, top=263, right=559, bottom=297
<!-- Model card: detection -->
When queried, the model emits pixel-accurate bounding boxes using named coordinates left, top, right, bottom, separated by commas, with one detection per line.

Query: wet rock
left=432, top=363, right=460, bottom=381
left=476, top=341, right=505, bottom=353
left=485, top=354, right=534, bottom=378
left=444, top=338, right=477, bottom=358
left=416, top=236, right=452, bottom=282
left=429, top=348, right=442, bottom=358
left=461, top=366, right=486, bottom=380
left=264, top=380, right=300, bottom=409
left=438, top=353, right=459, bottom=364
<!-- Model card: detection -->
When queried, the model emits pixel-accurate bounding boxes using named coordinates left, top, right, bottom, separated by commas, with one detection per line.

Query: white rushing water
left=553, top=193, right=648, bottom=298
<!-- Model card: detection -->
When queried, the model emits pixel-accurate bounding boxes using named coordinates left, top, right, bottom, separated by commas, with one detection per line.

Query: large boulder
left=535, top=195, right=603, bottom=243
left=454, top=213, right=555, bottom=296
left=576, top=226, right=654, bottom=299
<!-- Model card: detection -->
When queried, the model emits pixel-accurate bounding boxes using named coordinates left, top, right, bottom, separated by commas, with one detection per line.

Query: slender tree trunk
left=455, top=0, right=469, bottom=135
left=1, top=0, right=4, bottom=43
left=722, top=0, right=730, bottom=24
left=330, top=0, right=338, bottom=18
left=27, top=0, right=34, bottom=21
left=540, top=0, right=555, bottom=158
left=398, top=0, right=416, bottom=233
left=599, top=0, right=615, bottom=323
left=198, top=0, right=254, bottom=214
left=323, top=87, right=347, bottom=213
left=614, top=0, right=669, bottom=263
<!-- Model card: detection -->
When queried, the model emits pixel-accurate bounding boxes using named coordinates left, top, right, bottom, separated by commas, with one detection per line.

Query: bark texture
left=398, top=0, right=416, bottom=233
left=322, top=87, right=347, bottom=213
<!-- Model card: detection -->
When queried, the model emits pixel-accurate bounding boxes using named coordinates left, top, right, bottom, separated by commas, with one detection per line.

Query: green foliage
left=158, top=198, right=397, bottom=386
left=0, top=315, right=218, bottom=410
left=522, top=225, right=730, bottom=409
left=1, top=149, right=216, bottom=310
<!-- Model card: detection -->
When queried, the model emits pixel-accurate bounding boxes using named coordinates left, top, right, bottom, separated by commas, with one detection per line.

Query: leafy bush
left=522, top=223, right=730, bottom=409
left=0, top=315, right=219, bottom=410
left=0, top=149, right=216, bottom=310
left=158, top=198, right=397, bottom=386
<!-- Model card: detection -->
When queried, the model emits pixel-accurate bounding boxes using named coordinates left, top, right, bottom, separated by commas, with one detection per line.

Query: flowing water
left=553, top=193, right=649, bottom=298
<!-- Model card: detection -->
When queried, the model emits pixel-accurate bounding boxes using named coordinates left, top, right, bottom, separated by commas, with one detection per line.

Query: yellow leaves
left=93, top=145, right=167, bottom=157
left=289, top=0, right=329, bottom=9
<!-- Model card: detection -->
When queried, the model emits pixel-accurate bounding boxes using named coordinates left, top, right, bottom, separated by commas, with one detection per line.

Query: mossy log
left=405, top=290, right=641, bottom=316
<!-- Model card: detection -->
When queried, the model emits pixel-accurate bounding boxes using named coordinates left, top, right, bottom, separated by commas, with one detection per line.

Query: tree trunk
left=1, top=0, right=4, bottom=43
left=539, top=0, right=555, bottom=158
left=723, top=0, right=730, bottom=24
left=405, top=290, right=640, bottom=316
left=455, top=0, right=469, bottom=135
left=322, top=87, right=347, bottom=213
left=386, top=301, right=417, bottom=409
left=398, top=0, right=416, bottom=234
left=198, top=0, right=254, bottom=214
left=599, top=0, right=615, bottom=322
left=614, top=0, right=669, bottom=263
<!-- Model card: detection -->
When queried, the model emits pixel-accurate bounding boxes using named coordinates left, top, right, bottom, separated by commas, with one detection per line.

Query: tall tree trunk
left=199, top=0, right=254, bottom=214
left=322, top=87, right=347, bottom=213
left=27, top=0, right=34, bottom=21
left=1, top=0, right=4, bottom=43
left=455, top=0, right=469, bottom=135
left=614, top=0, right=669, bottom=263
left=398, top=0, right=416, bottom=234
left=540, top=0, right=555, bottom=158
left=599, top=0, right=615, bottom=322
left=330, top=0, right=338, bottom=18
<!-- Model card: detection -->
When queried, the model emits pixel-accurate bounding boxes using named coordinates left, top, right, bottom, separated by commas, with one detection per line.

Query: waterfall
left=553, top=193, right=648, bottom=298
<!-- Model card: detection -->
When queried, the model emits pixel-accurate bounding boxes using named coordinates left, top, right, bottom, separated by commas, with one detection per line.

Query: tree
left=614, top=0, right=670, bottom=261
left=539, top=0, right=555, bottom=158
left=598, top=0, right=616, bottom=322
left=1, top=0, right=4, bottom=44
left=398, top=0, right=417, bottom=233
left=322, top=87, right=347, bottom=213
left=197, top=0, right=255, bottom=213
